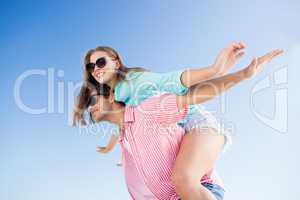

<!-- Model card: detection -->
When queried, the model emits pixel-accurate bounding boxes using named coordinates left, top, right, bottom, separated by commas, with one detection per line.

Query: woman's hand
left=242, top=49, right=284, bottom=79
left=212, top=42, right=246, bottom=76
left=180, top=42, right=246, bottom=88
left=96, top=146, right=109, bottom=154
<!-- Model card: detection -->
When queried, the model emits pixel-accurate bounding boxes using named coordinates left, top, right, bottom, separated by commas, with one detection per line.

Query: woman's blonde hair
left=73, top=46, right=147, bottom=126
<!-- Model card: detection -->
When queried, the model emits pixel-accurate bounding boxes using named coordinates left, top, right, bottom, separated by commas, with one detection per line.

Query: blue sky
left=1, top=0, right=300, bottom=199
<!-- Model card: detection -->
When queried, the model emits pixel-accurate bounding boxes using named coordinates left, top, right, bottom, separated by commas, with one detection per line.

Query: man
left=89, top=86, right=225, bottom=200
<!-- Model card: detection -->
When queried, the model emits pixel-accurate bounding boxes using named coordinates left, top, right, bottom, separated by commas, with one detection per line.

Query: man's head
left=87, top=83, right=124, bottom=123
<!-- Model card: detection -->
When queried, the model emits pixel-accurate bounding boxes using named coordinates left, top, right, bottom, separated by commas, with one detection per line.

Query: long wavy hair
left=73, top=46, right=147, bottom=126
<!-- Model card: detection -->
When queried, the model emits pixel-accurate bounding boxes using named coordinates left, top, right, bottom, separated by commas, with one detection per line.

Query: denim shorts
left=178, top=182, right=225, bottom=200
left=177, top=105, right=232, bottom=153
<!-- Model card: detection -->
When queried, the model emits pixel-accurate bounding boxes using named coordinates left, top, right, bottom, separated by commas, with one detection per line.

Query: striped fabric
left=119, top=94, right=223, bottom=200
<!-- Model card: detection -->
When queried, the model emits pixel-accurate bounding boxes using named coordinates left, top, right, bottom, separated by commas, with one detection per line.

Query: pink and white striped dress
left=119, top=94, right=224, bottom=200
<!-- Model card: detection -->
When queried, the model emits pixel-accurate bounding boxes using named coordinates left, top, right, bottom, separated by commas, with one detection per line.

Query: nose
left=88, top=105, right=98, bottom=116
left=94, top=65, right=101, bottom=70
left=88, top=106, right=93, bottom=113
left=95, top=64, right=106, bottom=71
left=89, top=109, right=98, bottom=121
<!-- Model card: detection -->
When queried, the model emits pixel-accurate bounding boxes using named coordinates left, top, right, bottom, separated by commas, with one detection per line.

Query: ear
left=115, top=60, right=121, bottom=69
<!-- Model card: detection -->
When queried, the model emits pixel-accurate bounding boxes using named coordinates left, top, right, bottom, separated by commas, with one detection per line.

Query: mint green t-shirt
left=114, top=70, right=189, bottom=106
left=113, top=70, right=205, bottom=130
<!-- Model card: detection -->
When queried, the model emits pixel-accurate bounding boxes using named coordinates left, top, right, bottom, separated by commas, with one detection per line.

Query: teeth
left=95, top=71, right=104, bottom=79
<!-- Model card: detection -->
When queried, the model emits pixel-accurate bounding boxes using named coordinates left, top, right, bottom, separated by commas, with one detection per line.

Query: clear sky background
left=1, top=0, right=300, bottom=199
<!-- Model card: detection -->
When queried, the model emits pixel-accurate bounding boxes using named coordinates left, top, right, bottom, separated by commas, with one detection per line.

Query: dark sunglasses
left=87, top=84, right=111, bottom=107
left=88, top=95, right=99, bottom=107
left=87, top=95, right=98, bottom=123
left=86, top=57, right=107, bottom=73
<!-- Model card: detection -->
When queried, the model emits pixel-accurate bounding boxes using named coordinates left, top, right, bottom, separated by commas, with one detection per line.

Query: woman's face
left=89, top=51, right=119, bottom=84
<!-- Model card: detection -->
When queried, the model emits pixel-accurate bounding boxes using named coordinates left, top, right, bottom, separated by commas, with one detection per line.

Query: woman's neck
left=107, top=73, right=121, bottom=90
left=107, top=69, right=128, bottom=89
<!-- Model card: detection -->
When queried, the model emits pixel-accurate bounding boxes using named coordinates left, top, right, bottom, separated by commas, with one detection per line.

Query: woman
left=73, top=44, right=283, bottom=199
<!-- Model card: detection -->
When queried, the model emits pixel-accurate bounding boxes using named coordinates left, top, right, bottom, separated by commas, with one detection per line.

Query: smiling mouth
left=95, top=71, right=105, bottom=79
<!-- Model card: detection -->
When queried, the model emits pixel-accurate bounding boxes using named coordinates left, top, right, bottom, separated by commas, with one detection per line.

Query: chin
left=91, top=113, right=103, bottom=122
left=103, top=72, right=117, bottom=83
left=96, top=79, right=104, bottom=84
left=93, top=116, right=103, bottom=122
left=96, top=76, right=112, bottom=84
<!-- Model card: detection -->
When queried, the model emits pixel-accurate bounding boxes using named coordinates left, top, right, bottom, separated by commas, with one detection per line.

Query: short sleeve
left=114, top=71, right=145, bottom=105
left=114, top=79, right=130, bottom=104
left=156, top=69, right=189, bottom=95
left=137, top=94, right=188, bottom=124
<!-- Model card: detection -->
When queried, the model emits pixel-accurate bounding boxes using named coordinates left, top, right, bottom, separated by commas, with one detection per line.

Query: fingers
left=232, top=42, right=246, bottom=59
left=221, top=42, right=246, bottom=59
left=237, top=42, right=246, bottom=49
left=256, top=49, right=283, bottom=74
left=235, top=51, right=245, bottom=59
left=259, top=49, right=284, bottom=64
left=240, top=42, right=246, bottom=48
left=231, top=42, right=246, bottom=50
left=96, top=146, right=106, bottom=152
left=232, top=43, right=240, bottom=49
left=271, top=49, right=284, bottom=58
left=226, top=41, right=245, bottom=56
left=264, top=50, right=279, bottom=60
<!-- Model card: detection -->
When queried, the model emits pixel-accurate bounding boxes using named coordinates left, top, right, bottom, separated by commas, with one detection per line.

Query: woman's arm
left=96, top=135, right=119, bottom=154
left=115, top=43, right=245, bottom=106
left=180, top=42, right=246, bottom=88
left=177, top=49, right=283, bottom=109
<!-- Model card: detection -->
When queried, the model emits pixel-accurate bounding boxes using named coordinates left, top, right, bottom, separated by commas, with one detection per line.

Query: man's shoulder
left=136, top=93, right=177, bottom=111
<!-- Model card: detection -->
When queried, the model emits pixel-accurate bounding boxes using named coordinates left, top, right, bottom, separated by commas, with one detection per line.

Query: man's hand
left=212, top=42, right=246, bottom=76
left=242, top=49, right=283, bottom=79
left=96, top=146, right=108, bottom=154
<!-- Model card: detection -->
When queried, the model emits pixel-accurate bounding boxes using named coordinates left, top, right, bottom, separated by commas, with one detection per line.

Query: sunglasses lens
left=88, top=96, right=98, bottom=107
left=86, top=63, right=95, bottom=72
left=95, top=57, right=106, bottom=68
left=86, top=57, right=106, bottom=73
left=89, top=111, right=95, bottom=122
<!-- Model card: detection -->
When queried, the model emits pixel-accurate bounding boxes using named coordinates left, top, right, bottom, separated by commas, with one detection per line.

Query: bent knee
left=191, top=127, right=226, bottom=149
left=171, top=171, right=199, bottom=189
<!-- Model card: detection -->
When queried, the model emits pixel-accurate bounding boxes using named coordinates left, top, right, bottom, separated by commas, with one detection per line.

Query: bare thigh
left=172, top=127, right=225, bottom=181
